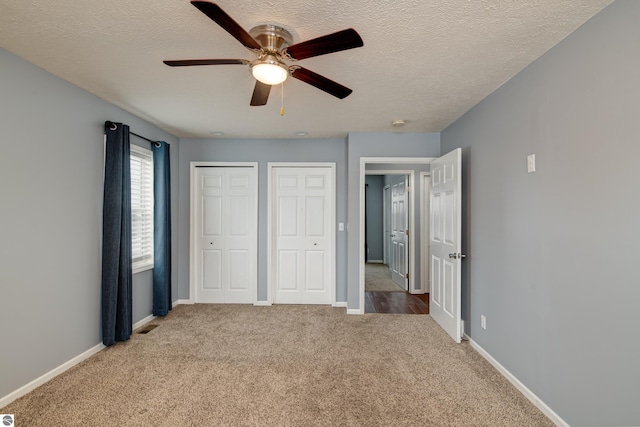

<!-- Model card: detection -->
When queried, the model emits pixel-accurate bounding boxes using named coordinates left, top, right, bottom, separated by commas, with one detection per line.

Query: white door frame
left=189, top=162, right=259, bottom=304
left=420, top=171, right=431, bottom=295
left=359, top=157, right=436, bottom=313
left=267, top=162, right=337, bottom=305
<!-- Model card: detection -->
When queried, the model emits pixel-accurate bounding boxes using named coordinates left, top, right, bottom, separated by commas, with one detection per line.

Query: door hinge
left=405, top=273, right=409, bottom=279
left=405, top=230, right=409, bottom=236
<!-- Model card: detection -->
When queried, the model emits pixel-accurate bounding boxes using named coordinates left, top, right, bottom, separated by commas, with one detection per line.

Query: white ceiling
left=1, top=0, right=613, bottom=139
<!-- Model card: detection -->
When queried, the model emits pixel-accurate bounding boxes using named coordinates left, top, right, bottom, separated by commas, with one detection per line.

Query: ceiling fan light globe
left=251, top=63, right=288, bottom=86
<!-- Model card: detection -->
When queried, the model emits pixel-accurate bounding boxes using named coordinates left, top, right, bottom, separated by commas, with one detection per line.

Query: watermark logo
left=1, top=415, right=14, bottom=426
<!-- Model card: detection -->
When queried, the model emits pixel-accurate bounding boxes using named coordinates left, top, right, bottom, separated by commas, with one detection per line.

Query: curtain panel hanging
left=152, top=141, right=172, bottom=316
left=102, top=121, right=133, bottom=346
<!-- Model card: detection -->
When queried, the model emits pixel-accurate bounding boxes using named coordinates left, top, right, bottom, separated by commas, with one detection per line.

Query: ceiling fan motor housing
left=249, top=24, right=293, bottom=53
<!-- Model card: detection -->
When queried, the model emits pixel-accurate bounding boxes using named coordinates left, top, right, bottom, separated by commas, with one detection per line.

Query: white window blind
left=130, top=145, right=154, bottom=272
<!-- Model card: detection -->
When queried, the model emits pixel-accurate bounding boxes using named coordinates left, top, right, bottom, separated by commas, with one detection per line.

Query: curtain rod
left=105, top=121, right=161, bottom=147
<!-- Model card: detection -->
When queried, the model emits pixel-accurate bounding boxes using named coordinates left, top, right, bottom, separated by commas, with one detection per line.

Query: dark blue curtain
left=102, top=122, right=133, bottom=347
left=152, top=141, right=172, bottom=316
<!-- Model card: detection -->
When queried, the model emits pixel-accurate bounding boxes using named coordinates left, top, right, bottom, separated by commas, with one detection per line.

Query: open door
left=429, top=148, right=463, bottom=342
left=390, top=176, right=409, bottom=290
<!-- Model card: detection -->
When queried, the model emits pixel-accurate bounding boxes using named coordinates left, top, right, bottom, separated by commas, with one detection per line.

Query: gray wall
left=0, top=48, right=179, bottom=400
left=347, top=133, right=440, bottom=309
left=177, top=138, right=348, bottom=303
left=441, top=1, right=640, bottom=425
left=364, top=175, right=384, bottom=262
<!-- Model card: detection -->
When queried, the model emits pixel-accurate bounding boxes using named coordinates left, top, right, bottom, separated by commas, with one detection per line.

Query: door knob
left=449, top=253, right=466, bottom=259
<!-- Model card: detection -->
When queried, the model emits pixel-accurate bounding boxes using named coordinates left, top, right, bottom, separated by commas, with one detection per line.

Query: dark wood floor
left=365, top=291, right=430, bottom=314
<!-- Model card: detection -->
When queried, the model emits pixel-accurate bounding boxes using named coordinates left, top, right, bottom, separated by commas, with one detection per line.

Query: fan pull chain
left=280, top=82, right=285, bottom=116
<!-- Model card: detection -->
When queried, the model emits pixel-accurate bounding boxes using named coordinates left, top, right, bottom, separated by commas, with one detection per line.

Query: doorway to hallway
left=364, top=263, right=429, bottom=314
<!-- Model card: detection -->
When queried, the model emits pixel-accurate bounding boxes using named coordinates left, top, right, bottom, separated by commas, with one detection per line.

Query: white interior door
left=390, top=176, right=409, bottom=290
left=272, top=166, right=334, bottom=304
left=429, top=148, right=462, bottom=342
left=194, top=167, right=256, bottom=304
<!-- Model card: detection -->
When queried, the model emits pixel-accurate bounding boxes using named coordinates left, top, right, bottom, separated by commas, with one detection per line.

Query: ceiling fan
left=164, top=1, right=364, bottom=106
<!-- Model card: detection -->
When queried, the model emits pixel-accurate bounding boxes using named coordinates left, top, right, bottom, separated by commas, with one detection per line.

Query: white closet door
left=194, top=167, right=256, bottom=303
left=273, top=167, right=334, bottom=304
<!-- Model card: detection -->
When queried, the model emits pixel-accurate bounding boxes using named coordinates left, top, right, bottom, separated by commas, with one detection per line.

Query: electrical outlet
left=480, top=315, right=487, bottom=330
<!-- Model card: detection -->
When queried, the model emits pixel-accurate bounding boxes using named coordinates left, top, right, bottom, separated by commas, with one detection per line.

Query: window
left=130, top=144, right=154, bottom=273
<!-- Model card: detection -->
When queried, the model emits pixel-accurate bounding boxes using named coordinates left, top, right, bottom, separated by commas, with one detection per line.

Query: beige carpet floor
left=3, top=305, right=553, bottom=426
left=365, top=263, right=405, bottom=292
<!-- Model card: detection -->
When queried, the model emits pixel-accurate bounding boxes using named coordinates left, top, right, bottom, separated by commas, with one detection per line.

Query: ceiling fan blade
left=290, top=67, right=353, bottom=99
left=163, top=59, right=249, bottom=67
left=191, top=1, right=262, bottom=50
left=284, top=29, right=363, bottom=61
left=250, top=81, right=271, bottom=106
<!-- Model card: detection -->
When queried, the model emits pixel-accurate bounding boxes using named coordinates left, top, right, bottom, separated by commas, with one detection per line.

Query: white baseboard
left=333, top=301, right=347, bottom=308
left=0, top=298, right=198, bottom=410
left=1, top=303, right=193, bottom=410
left=0, top=342, right=105, bottom=409
left=346, top=308, right=364, bottom=315
left=253, top=300, right=272, bottom=306
left=367, top=260, right=383, bottom=264
left=467, top=337, right=569, bottom=427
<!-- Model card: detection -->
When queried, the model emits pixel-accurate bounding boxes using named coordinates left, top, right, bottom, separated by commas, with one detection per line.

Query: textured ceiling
left=1, top=0, right=613, bottom=138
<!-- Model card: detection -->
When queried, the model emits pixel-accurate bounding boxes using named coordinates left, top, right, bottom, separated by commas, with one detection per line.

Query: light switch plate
left=527, top=154, right=536, bottom=173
